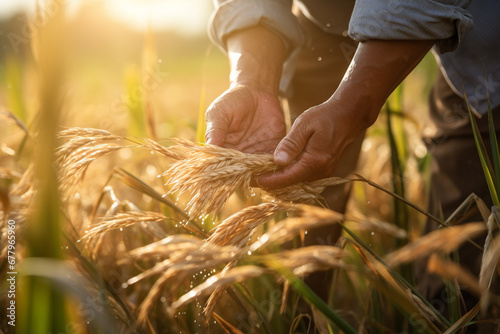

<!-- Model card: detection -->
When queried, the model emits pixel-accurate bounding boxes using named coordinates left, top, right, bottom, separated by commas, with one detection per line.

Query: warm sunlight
left=0, top=0, right=212, bottom=34
left=102, top=0, right=212, bottom=34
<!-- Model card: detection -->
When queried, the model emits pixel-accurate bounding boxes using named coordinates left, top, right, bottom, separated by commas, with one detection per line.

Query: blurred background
left=0, top=0, right=228, bottom=140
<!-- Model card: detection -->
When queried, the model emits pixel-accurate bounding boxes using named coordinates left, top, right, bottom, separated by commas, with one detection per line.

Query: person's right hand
left=204, top=25, right=287, bottom=154
left=205, top=84, right=285, bottom=154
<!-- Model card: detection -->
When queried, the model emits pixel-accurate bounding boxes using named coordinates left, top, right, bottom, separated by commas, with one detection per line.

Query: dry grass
left=57, top=128, right=130, bottom=198
left=81, top=211, right=168, bottom=242
left=268, top=245, right=346, bottom=276
left=385, top=222, right=487, bottom=267
left=428, top=254, right=481, bottom=296
left=248, top=204, right=343, bottom=252
left=346, top=211, right=408, bottom=239
left=132, top=242, right=239, bottom=324
left=169, top=265, right=268, bottom=314
left=203, top=202, right=291, bottom=249
left=3, top=125, right=499, bottom=332
left=479, top=211, right=500, bottom=312
left=201, top=202, right=290, bottom=317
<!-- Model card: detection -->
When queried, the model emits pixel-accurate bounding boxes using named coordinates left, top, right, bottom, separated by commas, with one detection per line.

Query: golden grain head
left=82, top=211, right=167, bottom=242
left=169, top=265, right=268, bottom=315
left=384, top=222, right=486, bottom=267
left=427, top=253, right=480, bottom=296
left=160, top=140, right=354, bottom=220
left=203, top=202, right=291, bottom=249
left=56, top=129, right=131, bottom=199
left=249, top=204, right=343, bottom=252
left=346, top=211, right=408, bottom=239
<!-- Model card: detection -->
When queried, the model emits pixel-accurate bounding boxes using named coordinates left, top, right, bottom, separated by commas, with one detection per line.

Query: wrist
left=226, top=26, right=285, bottom=95
left=329, top=39, right=434, bottom=132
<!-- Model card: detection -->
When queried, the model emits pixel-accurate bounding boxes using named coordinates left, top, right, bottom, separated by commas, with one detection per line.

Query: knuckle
left=279, top=137, right=301, bottom=153
left=292, top=114, right=309, bottom=129
left=315, top=154, right=331, bottom=167
left=307, top=153, right=335, bottom=177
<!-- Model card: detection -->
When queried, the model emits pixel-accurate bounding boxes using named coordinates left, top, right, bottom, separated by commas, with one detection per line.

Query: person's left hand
left=255, top=98, right=371, bottom=188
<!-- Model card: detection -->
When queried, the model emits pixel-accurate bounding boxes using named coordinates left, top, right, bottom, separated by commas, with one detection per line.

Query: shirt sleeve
left=208, top=0, right=305, bottom=58
left=348, top=0, right=474, bottom=53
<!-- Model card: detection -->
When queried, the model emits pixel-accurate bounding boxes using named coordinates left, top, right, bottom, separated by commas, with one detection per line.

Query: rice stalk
left=212, top=312, right=245, bottom=334
left=203, top=202, right=290, bottom=249
left=163, top=141, right=275, bottom=219
left=203, top=261, right=239, bottom=318
left=479, top=210, right=500, bottom=313
left=466, top=92, right=500, bottom=207
left=161, top=141, right=352, bottom=220
left=249, top=205, right=343, bottom=252
left=81, top=211, right=168, bottom=242
left=110, top=168, right=203, bottom=237
left=125, top=234, right=202, bottom=261
left=168, top=266, right=268, bottom=314
left=353, top=244, right=445, bottom=332
left=58, top=127, right=117, bottom=139
left=19, top=0, right=69, bottom=331
left=346, top=212, right=408, bottom=239
left=134, top=245, right=240, bottom=324
left=0, top=109, right=30, bottom=136
left=443, top=302, right=481, bottom=334
left=427, top=254, right=481, bottom=296
left=9, top=165, right=35, bottom=220
left=202, top=203, right=288, bottom=316
left=58, top=142, right=130, bottom=198
left=385, top=222, right=486, bottom=267
left=141, top=138, right=191, bottom=161
left=265, top=245, right=346, bottom=277
left=129, top=245, right=237, bottom=286
left=56, top=134, right=122, bottom=164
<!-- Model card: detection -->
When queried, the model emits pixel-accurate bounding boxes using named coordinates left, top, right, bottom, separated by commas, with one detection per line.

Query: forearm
left=226, top=26, right=286, bottom=95
left=330, top=39, right=435, bottom=133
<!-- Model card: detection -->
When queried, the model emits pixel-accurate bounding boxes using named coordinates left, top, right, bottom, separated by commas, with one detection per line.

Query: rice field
left=1, top=2, right=499, bottom=333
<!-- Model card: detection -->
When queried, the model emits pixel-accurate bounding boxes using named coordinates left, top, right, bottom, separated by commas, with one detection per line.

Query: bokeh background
left=0, top=0, right=228, bottom=141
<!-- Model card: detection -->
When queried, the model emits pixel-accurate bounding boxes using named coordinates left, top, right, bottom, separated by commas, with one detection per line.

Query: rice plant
left=1, top=1, right=499, bottom=333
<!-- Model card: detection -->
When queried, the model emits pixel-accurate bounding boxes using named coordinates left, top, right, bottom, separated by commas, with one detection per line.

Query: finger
left=205, top=104, right=230, bottom=146
left=255, top=159, right=313, bottom=189
left=274, top=117, right=312, bottom=166
left=205, top=125, right=226, bottom=146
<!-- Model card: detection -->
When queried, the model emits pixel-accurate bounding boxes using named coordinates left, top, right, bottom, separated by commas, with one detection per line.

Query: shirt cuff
left=208, top=0, right=305, bottom=59
left=348, top=0, right=474, bottom=53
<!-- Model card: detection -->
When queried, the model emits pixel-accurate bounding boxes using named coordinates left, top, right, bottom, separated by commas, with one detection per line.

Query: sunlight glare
left=103, top=0, right=212, bottom=34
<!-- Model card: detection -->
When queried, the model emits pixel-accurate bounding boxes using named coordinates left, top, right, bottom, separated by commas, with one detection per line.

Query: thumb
left=274, top=119, right=311, bottom=166
left=205, top=122, right=225, bottom=146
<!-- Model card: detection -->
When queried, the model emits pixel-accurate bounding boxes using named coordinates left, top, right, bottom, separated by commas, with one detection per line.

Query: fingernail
left=275, top=151, right=289, bottom=165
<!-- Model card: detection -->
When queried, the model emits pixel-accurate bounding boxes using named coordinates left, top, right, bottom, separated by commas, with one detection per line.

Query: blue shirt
left=209, top=0, right=500, bottom=115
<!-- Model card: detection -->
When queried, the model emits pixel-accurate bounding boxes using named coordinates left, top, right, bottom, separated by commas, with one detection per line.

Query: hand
left=205, top=26, right=286, bottom=154
left=255, top=98, right=365, bottom=188
left=256, top=39, right=434, bottom=188
left=205, top=85, right=286, bottom=154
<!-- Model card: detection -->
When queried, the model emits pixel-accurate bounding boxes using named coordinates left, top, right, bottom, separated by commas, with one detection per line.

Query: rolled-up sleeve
left=348, top=0, right=474, bottom=53
left=209, top=0, right=305, bottom=58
